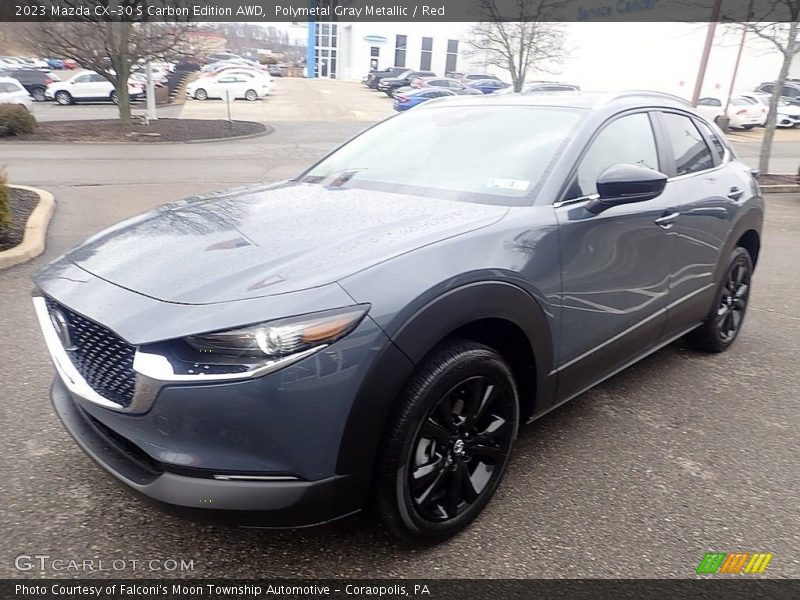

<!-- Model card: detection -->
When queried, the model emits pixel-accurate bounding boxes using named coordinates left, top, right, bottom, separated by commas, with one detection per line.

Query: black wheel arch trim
left=334, top=280, right=555, bottom=509
left=717, top=205, right=763, bottom=282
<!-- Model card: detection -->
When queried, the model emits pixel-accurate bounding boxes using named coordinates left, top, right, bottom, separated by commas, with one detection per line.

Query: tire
left=31, top=87, right=46, bottom=102
left=685, top=247, right=753, bottom=353
left=194, top=88, right=207, bottom=101
left=742, top=124, right=755, bottom=130
left=244, top=89, right=257, bottom=101
left=110, top=90, right=119, bottom=104
left=54, top=91, right=73, bottom=105
left=374, top=340, right=519, bottom=544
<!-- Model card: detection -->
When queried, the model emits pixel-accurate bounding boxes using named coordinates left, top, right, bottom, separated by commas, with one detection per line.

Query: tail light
left=397, top=95, right=408, bottom=103
left=45, top=78, right=53, bottom=85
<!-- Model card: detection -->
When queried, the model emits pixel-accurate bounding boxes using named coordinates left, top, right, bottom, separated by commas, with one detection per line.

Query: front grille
left=45, top=297, right=136, bottom=407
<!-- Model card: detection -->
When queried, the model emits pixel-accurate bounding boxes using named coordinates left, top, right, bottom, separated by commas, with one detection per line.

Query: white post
left=146, top=61, right=157, bottom=121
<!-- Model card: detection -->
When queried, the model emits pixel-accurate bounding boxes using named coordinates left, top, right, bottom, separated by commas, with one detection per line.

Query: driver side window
left=569, top=112, right=659, bottom=199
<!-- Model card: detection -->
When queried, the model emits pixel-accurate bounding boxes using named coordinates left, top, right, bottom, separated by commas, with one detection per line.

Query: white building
left=308, top=22, right=486, bottom=80
left=306, top=20, right=800, bottom=100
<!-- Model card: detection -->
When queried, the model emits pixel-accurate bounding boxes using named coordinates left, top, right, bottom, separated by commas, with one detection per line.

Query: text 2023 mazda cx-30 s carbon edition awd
left=34, top=92, right=762, bottom=543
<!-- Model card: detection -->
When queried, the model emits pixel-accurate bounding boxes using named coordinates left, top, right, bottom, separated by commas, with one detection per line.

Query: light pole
left=145, top=61, right=157, bottom=121
left=691, top=0, right=723, bottom=107
left=723, top=0, right=755, bottom=118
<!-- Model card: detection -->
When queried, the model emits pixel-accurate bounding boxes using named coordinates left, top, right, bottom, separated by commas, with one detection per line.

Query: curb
left=761, top=184, right=800, bottom=194
left=760, top=173, right=799, bottom=195
left=0, top=120, right=272, bottom=146
left=185, top=123, right=274, bottom=144
left=0, top=185, right=55, bottom=270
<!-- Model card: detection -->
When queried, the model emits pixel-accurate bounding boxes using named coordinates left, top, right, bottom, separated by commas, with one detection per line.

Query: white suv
left=0, top=76, right=33, bottom=111
left=46, top=71, right=144, bottom=105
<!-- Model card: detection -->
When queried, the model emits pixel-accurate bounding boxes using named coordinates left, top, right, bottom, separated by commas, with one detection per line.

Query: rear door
left=554, top=111, right=677, bottom=401
left=653, top=111, right=753, bottom=335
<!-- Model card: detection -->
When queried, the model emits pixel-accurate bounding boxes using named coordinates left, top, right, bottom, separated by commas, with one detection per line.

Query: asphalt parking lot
left=1, top=79, right=799, bottom=579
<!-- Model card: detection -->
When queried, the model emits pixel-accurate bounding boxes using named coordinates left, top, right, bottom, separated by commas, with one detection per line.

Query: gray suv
left=34, top=91, right=762, bottom=543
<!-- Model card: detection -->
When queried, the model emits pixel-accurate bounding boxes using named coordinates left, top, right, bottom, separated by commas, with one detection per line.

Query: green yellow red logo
left=696, top=552, right=773, bottom=574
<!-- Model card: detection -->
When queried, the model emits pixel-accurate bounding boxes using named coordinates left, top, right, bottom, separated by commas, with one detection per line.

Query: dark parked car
left=755, top=80, right=800, bottom=106
left=35, top=91, right=762, bottom=544
left=365, top=66, right=407, bottom=89
left=0, top=68, right=56, bottom=101
left=378, top=69, right=435, bottom=96
left=467, top=79, right=510, bottom=94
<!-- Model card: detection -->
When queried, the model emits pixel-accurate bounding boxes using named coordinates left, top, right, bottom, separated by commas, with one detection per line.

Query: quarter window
left=661, top=112, right=714, bottom=176
left=694, top=119, right=726, bottom=163
left=570, top=113, right=659, bottom=199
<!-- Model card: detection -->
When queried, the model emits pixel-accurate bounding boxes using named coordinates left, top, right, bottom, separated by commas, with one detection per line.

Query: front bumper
left=51, top=378, right=361, bottom=527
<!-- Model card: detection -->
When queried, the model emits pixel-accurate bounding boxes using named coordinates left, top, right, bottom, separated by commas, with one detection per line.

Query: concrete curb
left=0, top=185, right=55, bottom=270
left=761, top=184, right=800, bottom=194
left=760, top=174, right=799, bottom=195
left=0, top=120, right=273, bottom=146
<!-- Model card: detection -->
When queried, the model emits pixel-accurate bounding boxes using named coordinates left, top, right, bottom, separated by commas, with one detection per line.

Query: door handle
left=727, top=187, right=744, bottom=200
left=654, top=211, right=680, bottom=229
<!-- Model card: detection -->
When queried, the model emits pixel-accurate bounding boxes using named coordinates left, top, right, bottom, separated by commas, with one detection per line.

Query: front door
left=555, top=111, right=677, bottom=401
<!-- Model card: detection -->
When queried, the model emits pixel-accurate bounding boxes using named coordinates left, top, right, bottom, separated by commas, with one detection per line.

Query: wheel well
left=446, top=318, right=537, bottom=420
left=737, top=229, right=760, bottom=267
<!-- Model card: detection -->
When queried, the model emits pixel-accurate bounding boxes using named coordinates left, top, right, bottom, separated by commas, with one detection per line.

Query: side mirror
left=586, top=163, right=668, bottom=214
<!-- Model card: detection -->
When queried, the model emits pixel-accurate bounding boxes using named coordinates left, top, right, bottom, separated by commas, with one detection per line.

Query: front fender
left=334, top=280, right=556, bottom=503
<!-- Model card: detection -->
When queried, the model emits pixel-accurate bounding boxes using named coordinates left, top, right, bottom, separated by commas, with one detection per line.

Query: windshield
left=300, top=105, right=584, bottom=205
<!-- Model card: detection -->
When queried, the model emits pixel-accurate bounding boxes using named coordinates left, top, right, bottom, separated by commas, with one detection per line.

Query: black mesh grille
left=45, top=297, right=136, bottom=407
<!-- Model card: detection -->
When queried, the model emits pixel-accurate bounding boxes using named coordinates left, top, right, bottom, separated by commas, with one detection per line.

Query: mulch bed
left=758, top=173, right=799, bottom=186
left=9, top=119, right=267, bottom=143
left=0, top=188, right=38, bottom=252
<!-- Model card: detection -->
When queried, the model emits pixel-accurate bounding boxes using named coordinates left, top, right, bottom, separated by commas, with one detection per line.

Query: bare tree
left=23, top=1, right=192, bottom=124
left=741, top=19, right=800, bottom=175
left=467, top=0, right=566, bottom=92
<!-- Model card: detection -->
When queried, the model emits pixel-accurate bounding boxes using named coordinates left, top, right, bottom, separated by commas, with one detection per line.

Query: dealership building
left=306, top=21, right=483, bottom=80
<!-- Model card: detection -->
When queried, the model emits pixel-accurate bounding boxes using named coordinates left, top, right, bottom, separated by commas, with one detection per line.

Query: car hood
left=66, top=182, right=507, bottom=305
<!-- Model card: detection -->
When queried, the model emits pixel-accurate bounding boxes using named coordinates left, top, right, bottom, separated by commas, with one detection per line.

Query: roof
left=416, top=90, right=692, bottom=113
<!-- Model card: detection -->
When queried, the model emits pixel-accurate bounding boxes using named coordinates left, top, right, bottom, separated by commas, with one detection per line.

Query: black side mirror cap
left=586, top=163, right=668, bottom=214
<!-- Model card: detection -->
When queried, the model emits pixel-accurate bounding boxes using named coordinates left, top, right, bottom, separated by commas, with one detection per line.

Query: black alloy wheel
left=716, top=253, right=751, bottom=343
left=374, top=340, right=519, bottom=544
left=408, top=375, right=516, bottom=522
left=686, top=246, right=753, bottom=352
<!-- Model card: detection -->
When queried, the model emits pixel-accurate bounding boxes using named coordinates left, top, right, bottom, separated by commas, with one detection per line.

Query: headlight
left=184, top=305, right=370, bottom=360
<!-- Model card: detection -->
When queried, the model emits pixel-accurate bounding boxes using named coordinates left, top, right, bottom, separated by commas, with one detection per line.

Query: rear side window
left=660, top=112, right=714, bottom=176
left=570, top=112, right=659, bottom=199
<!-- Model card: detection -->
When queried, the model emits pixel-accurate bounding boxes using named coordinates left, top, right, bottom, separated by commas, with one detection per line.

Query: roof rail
left=598, top=90, right=691, bottom=108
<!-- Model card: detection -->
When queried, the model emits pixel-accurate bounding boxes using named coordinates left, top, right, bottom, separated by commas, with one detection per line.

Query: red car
left=62, top=59, right=78, bottom=70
